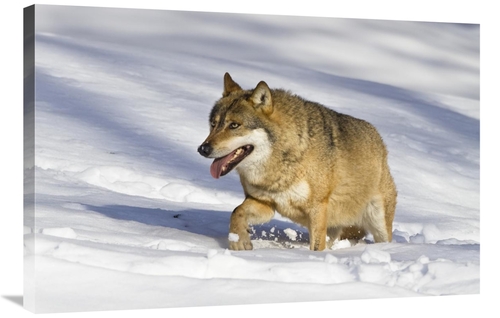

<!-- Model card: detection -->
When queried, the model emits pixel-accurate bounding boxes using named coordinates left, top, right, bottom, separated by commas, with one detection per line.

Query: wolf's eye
left=210, top=121, right=216, bottom=128
left=229, top=123, right=240, bottom=129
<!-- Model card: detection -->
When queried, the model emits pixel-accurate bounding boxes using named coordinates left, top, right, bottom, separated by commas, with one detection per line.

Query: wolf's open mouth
left=210, top=145, right=254, bottom=179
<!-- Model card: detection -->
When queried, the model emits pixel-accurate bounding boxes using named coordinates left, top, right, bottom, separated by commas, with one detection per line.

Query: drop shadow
left=2, top=295, right=23, bottom=307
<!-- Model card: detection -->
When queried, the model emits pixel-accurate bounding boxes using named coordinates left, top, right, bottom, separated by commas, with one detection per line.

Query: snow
left=20, top=3, right=482, bottom=315
left=283, top=228, right=298, bottom=241
left=228, top=233, right=240, bottom=242
left=360, top=247, right=392, bottom=264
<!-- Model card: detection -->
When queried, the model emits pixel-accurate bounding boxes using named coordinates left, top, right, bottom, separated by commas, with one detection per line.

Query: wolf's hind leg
left=229, top=197, right=274, bottom=250
left=362, top=196, right=390, bottom=243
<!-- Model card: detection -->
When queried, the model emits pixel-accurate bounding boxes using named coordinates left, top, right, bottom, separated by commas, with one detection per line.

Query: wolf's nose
left=198, top=143, right=212, bottom=157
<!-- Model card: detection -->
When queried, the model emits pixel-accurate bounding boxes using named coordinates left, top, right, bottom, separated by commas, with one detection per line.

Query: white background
left=0, top=0, right=497, bottom=317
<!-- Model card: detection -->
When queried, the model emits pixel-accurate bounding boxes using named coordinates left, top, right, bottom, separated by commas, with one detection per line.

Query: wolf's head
left=198, top=73, right=275, bottom=179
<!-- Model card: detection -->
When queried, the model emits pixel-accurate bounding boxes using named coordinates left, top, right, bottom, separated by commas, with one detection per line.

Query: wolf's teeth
left=230, top=148, right=243, bottom=161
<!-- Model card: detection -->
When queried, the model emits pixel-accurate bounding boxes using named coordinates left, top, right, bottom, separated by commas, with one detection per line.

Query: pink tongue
left=210, top=150, right=237, bottom=179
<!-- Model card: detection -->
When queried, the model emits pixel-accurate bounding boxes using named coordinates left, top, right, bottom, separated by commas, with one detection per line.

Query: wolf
left=198, top=73, right=397, bottom=251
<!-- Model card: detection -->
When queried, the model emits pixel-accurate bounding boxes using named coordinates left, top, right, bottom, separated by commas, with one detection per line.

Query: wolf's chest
left=244, top=180, right=310, bottom=213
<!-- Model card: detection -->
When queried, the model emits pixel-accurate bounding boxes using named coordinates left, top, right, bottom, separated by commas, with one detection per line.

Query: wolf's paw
left=228, top=232, right=253, bottom=250
left=229, top=240, right=253, bottom=250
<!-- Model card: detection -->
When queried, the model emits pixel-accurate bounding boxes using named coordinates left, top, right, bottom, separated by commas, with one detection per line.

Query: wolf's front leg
left=229, top=197, right=274, bottom=250
left=308, top=202, right=328, bottom=251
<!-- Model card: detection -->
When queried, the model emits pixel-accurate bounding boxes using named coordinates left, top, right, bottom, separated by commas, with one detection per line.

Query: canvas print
left=24, top=4, right=479, bottom=313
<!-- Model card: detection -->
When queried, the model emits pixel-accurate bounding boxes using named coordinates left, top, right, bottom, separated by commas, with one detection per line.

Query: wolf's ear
left=250, top=81, right=273, bottom=115
left=223, top=72, right=242, bottom=97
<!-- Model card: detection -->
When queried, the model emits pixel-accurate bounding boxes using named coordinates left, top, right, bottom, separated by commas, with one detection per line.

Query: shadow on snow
left=84, top=204, right=310, bottom=249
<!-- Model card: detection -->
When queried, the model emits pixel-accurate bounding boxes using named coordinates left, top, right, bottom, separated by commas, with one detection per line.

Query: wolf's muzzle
left=198, top=143, right=213, bottom=157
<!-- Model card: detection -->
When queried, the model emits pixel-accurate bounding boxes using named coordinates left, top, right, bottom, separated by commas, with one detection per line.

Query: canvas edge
left=23, top=4, right=35, bottom=313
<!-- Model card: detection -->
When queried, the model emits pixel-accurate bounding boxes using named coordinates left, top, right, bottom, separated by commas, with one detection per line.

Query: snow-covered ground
left=21, top=4, right=481, bottom=314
